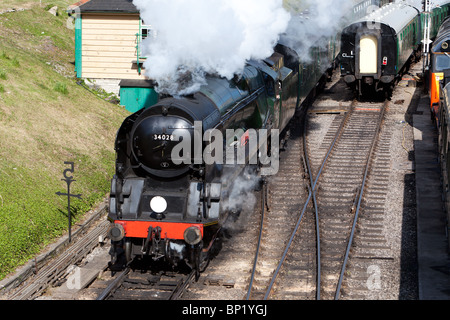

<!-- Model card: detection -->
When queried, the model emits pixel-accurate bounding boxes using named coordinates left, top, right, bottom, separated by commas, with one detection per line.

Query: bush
left=11, top=57, right=20, bottom=67
left=0, top=69, right=7, bottom=80
left=53, top=82, right=68, bottom=94
left=0, top=51, right=10, bottom=60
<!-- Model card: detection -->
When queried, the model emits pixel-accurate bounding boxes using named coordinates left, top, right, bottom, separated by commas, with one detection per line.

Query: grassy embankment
left=0, top=2, right=130, bottom=280
left=0, top=0, right=312, bottom=280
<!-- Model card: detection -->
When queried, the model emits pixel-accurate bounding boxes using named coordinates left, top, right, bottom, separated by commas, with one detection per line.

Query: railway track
left=245, top=119, right=310, bottom=300
left=244, top=97, right=388, bottom=300
left=310, top=101, right=387, bottom=300
left=95, top=265, right=195, bottom=300
left=64, top=100, right=391, bottom=301
left=180, top=71, right=401, bottom=300
left=8, top=78, right=400, bottom=301
left=2, top=218, right=110, bottom=300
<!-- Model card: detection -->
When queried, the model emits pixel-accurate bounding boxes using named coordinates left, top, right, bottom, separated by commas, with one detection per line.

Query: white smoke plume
left=133, top=0, right=291, bottom=96
left=221, top=168, right=261, bottom=233
left=281, top=0, right=354, bottom=63
left=222, top=169, right=260, bottom=213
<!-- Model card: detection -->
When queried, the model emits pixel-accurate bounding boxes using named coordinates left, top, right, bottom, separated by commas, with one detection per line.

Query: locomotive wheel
left=191, top=245, right=211, bottom=280
left=109, top=240, right=129, bottom=270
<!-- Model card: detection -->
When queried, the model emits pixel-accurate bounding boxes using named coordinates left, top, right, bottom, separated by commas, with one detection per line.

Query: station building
left=69, top=0, right=158, bottom=112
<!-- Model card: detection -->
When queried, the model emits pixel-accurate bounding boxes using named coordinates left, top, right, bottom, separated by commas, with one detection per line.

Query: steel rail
left=263, top=108, right=352, bottom=300
left=96, top=267, right=195, bottom=300
left=169, top=270, right=196, bottom=300
left=302, top=120, right=321, bottom=300
left=334, top=102, right=386, bottom=300
left=245, top=179, right=267, bottom=300
left=96, top=267, right=130, bottom=300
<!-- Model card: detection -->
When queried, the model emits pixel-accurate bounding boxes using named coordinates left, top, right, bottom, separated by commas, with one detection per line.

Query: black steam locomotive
left=107, top=40, right=338, bottom=274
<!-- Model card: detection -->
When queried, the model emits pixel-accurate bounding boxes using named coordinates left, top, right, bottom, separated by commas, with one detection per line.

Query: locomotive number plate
left=153, top=134, right=175, bottom=141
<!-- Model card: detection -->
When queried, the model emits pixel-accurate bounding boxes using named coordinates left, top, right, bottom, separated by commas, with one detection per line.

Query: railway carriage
left=340, top=2, right=421, bottom=98
left=437, top=81, right=450, bottom=248
left=428, top=17, right=450, bottom=234
left=438, top=82, right=450, bottom=183
left=340, top=0, right=450, bottom=98
left=423, top=0, right=450, bottom=41
left=430, top=17, right=450, bottom=115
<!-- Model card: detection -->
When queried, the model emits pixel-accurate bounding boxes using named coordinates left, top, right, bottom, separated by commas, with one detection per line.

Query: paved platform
left=413, top=93, right=450, bottom=299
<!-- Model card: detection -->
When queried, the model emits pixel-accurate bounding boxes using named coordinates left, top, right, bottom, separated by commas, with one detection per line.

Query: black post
left=56, top=161, right=82, bottom=243
left=67, top=178, right=72, bottom=242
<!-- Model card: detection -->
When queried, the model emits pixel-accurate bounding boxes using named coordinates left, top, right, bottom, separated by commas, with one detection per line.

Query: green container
left=119, top=80, right=158, bottom=113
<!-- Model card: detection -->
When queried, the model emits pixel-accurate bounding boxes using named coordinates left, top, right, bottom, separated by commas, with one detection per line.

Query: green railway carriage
left=340, top=1, right=450, bottom=98
left=341, top=3, right=421, bottom=97
left=424, top=0, right=450, bottom=40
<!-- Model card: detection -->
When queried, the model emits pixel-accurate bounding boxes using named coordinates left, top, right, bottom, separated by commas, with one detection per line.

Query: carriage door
left=359, top=35, right=378, bottom=75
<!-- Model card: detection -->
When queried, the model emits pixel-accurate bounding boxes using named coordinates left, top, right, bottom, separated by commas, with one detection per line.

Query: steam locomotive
left=340, top=0, right=450, bottom=98
left=107, top=39, right=339, bottom=274
left=107, top=0, right=430, bottom=274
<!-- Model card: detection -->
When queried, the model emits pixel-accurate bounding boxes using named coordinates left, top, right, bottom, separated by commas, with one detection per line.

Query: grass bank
left=0, top=2, right=130, bottom=280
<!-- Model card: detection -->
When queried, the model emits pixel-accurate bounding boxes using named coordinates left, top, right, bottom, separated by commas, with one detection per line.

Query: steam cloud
left=133, top=0, right=290, bottom=95
left=133, top=0, right=356, bottom=96
left=281, top=0, right=354, bottom=63
left=222, top=169, right=260, bottom=213
left=221, top=168, right=260, bottom=233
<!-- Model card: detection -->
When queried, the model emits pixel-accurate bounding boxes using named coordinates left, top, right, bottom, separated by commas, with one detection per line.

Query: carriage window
left=436, top=55, right=450, bottom=71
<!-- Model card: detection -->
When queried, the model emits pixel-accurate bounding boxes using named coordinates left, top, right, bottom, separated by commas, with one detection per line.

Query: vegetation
left=0, top=2, right=130, bottom=280
left=0, top=1, right=72, bottom=12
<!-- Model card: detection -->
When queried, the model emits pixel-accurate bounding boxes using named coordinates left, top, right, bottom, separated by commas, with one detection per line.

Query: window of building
left=140, top=21, right=153, bottom=41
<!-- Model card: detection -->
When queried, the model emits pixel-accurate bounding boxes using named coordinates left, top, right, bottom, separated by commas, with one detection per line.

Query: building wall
left=81, top=13, right=146, bottom=80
